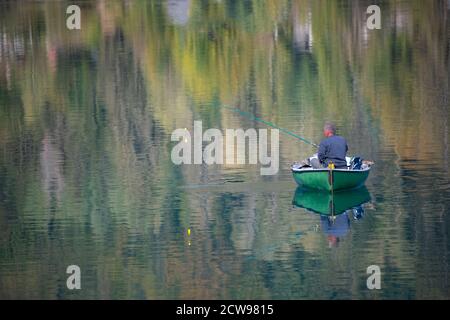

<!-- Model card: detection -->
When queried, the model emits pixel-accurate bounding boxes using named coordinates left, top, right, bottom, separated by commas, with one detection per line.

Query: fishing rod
left=221, top=104, right=319, bottom=148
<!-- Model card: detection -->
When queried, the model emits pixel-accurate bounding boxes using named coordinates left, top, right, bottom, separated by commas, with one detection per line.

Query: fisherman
left=310, top=122, right=348, bottom=169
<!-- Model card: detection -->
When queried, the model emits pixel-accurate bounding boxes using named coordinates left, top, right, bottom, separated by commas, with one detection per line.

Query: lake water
left=0, top=0, right=449, bottom=299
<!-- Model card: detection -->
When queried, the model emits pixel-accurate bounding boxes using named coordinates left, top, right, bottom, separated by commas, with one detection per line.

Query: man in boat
left=310, top=122, right=348, bottom=169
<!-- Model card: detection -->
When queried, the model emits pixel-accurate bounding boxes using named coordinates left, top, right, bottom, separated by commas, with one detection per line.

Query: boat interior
left=292, top=156, right=373, bottom=172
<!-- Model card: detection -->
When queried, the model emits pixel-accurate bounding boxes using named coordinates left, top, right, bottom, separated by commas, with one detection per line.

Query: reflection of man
left=320, top=206, right=366, bottom=247
left=311, top=122, right=348, bottom=169
left=320, top=213, right=350, bottom=248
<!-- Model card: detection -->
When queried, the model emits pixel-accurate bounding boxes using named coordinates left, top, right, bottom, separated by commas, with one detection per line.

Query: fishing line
left=220, top=104, right=319, bottom=148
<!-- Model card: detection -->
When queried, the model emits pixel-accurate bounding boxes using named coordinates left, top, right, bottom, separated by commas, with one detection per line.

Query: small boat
left=292, top=186, right=371, bottom=216
left=291, top=157, right=372, bottom=191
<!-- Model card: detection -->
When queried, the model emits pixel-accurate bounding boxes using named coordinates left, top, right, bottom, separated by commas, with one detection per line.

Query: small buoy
left=187, top=228, right=191, bottom=236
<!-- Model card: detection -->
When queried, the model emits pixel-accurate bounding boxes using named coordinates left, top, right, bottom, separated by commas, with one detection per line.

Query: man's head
left=327, top=235, right=340, bottom=248
left=323, top=122, right=336, bottom=137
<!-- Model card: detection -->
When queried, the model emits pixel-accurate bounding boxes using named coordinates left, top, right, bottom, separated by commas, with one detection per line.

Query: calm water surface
left=0, top=0, right=449, bottom=299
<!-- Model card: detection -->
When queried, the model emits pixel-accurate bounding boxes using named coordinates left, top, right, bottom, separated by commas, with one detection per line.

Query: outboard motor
left=351, top=157, right=363, bottom=170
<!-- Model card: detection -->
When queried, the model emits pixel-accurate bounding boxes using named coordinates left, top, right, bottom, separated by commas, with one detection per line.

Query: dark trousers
left=310, top=158, right=323, bottom=169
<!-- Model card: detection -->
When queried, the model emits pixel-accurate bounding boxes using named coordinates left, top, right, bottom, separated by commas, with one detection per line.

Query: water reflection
left=167, top=0, right=191, bottom=26
left=292, top=187, right=371, bottom=216
left=293, top=187, right=372, bottom=247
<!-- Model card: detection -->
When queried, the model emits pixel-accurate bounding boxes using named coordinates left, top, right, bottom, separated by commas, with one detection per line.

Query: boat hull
left=292, top=167, right=370, bottom=191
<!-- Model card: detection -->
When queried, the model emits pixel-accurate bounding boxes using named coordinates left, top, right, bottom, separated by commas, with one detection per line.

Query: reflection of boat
left=292, top=186, right=371, bottom=216
left=291, top=165, right=371, bottom=191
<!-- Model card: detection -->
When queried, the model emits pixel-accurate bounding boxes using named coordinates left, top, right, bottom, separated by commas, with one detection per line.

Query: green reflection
left=292, top=186, right=371, bottom=216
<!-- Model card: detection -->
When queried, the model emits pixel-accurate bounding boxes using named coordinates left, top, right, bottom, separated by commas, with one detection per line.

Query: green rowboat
left=291, top=163, right=371, bottom=191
